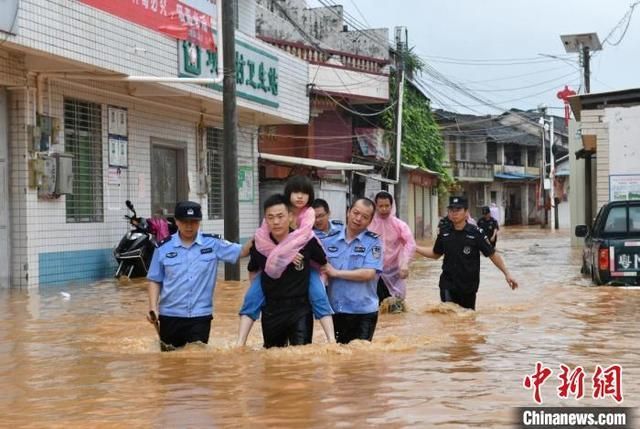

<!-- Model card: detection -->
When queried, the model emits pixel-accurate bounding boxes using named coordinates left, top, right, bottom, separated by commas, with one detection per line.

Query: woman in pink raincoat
left=368, top=191, right=416, bottom=312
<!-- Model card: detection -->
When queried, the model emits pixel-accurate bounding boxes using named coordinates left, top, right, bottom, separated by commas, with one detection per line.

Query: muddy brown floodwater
left=1, top=227, right=638, bottom=428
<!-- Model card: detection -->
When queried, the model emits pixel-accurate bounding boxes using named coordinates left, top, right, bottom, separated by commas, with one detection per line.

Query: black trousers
left=333, top=312, right=378, bottom=344
left=376, top=277, right=391, bottom=304
left=261, top=306, right=313, bottom=348
left=440, top=288, right=477, bottom=310
left=158, top=315, right=213, bottom=351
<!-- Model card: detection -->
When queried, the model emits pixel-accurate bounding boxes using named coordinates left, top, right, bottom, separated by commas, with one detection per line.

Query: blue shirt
left=322, top=227, right=383, bottom=314
left=313, top=219, right=344, bottom=239
left=147, top=231, right=242, bottom=318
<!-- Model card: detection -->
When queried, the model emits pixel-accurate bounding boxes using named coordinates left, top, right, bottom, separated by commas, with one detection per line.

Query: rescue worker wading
left=416, top=196, right=518, bottom=310
left=146, top=201, right=252, bottom=351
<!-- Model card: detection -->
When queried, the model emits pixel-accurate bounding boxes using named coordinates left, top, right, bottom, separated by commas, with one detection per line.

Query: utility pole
left=223, top=0, right=240, bottom=280
left=560, top=33, right=601, bottom=228
left=549, top=116, right=556, bottom=230
left=393, top=27, right=406, bottom=206
left=581, top=44, right=593, bottom=227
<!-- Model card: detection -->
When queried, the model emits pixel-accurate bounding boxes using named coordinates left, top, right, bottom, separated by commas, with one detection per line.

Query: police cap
left=481, top=206, right=490, bottom=214
left=174, top=201, right=202, bottom=220
left=447, top=196, right=468, bottom=209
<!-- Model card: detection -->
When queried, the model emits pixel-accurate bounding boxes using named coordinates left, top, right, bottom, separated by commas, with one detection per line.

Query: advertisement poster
left=609, top=174, right=640, bottom=201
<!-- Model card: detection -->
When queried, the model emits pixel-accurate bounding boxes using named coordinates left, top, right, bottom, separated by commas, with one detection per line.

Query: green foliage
left=383, top=73, right=452, bottom=186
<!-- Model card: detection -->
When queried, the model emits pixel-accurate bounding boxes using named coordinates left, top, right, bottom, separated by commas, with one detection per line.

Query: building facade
left=254, top=0, right=391, bottom=222
left=569, top=88, right=640, bottom=245
left=0, top=0, right=309, bottom=287
left=436, top=109, right=568, bottom=226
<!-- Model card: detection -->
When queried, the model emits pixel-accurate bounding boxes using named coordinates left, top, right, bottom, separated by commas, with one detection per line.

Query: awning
left=259, top=153, right=373, bottom=171
left=401, top=163, right=440, bottom=176
left=353, top=171, right=397, bottom=184
left=495, top=172, right=538, bottom=181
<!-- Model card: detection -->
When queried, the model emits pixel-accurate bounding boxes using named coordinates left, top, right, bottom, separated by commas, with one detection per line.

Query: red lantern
left=557, top=85, right=577, bottom=126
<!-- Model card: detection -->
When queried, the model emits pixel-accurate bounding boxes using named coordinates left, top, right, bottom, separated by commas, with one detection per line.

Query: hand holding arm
left=322, top=263, right=377, bottom=282
left=240, top=238, right=254, bottom=258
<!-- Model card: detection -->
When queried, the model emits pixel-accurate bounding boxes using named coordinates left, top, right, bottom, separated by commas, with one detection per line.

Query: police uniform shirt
left=477, top=217, right=499, bottom=240
left=322, top=227, right=383, bottom=314
left=313, top=219, right=343, bottom=239
left=433, top=223, right=495, bottom=294
left=147, top=231, right=242, bottom=318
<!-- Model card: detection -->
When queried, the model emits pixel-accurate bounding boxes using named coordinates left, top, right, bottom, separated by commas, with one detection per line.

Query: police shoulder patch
left=371, top=245, right=382, bottom=259
left=331, top=219, right=344, bottom=225
left=157, top=237, right=172, bottom=247
left=364, top=230, right=379, bottom=238
left=326, top=229, right=341, bottom=237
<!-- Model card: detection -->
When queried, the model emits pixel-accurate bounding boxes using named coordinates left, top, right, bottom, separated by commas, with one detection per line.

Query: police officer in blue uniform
left=416, top=196, right=518, bottom=310
left=321, top=197, right=384, bottom=344
left=147, top=201, right=252, bottom=350
left=312, top=198, right=343, bottom=239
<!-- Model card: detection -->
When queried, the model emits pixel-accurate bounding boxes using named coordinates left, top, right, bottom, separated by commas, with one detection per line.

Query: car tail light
left=598, top=248, right=609, bottom=271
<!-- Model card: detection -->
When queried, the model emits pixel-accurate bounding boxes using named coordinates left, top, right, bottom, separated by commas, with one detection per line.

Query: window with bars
left=207, top=127, right=224, bottom=219
left=64, top=98, right=103, bottom=223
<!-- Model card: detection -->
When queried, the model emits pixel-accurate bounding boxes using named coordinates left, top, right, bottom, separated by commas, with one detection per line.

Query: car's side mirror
left=575, top=225, right=588, bottom=237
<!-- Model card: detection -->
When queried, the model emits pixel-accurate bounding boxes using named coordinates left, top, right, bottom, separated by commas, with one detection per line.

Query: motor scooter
left=113, top=200, right=156, bottom=279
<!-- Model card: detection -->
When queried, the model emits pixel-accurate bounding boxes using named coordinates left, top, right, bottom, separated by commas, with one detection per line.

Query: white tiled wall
left=2, top=0, right=309, bottom=287
left=6, top=77, right=259, bottom=287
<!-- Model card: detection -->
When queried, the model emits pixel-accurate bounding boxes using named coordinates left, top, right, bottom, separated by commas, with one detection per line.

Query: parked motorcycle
left=113, top=200, right=157, bottom=279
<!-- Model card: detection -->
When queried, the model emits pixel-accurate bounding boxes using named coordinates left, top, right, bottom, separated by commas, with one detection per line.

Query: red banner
left=78, top=0, right=217, bottom=51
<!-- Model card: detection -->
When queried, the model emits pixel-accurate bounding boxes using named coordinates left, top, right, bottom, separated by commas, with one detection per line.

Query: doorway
left=150, top=139, right=188, bottom=216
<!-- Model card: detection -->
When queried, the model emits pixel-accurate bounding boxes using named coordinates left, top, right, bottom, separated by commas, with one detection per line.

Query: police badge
left=372, top=246, right=381, bottom=259
left=463, top=246, right=471, bottom=255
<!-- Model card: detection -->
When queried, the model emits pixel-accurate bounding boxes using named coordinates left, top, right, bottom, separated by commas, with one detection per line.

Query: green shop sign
left=178, top=39, right=279, bottom=108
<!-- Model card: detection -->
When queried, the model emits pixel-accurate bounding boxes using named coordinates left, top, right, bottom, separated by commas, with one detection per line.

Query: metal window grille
left=64, top=98, right=103, bottom=223
left=206, top=127, right=224, bottom=219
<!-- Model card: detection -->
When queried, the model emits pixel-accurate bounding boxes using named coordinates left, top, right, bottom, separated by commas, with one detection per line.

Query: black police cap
left=174, top=201, right=202, bottom=220
left=447, top=196, right=468, bottom=209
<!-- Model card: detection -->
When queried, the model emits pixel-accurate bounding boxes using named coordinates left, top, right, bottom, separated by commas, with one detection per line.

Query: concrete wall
left=256, top=0, right=389, bottom=60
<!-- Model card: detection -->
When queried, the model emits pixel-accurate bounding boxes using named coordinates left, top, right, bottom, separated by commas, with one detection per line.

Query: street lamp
left=538, top=115, right=556, bottom=230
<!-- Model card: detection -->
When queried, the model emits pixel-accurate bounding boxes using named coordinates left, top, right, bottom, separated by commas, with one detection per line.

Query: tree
left=383, top=49, right=451, bottom=185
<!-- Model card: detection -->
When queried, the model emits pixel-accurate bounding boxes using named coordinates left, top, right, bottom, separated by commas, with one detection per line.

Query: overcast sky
left=307, top=0, right=640, bottom=116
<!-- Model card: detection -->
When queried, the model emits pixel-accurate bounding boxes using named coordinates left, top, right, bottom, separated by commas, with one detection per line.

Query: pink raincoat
left=368, top=205, right=416, bottom=299
left=148, top=217, right=170, bottom=242
left=254, top=206, right=316, bottom=279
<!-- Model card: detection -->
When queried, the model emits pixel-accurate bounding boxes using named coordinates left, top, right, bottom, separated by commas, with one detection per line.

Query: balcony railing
left=452, top=161, right=494, bottom=181
left=258, top=36, right=390, bottom=75
left=494, top=164, right=541, bottom=177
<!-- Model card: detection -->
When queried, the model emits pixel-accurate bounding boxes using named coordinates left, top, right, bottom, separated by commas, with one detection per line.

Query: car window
left=630, top=206, right=640, bottom=232
left=604, top=206, right=627, bottom=233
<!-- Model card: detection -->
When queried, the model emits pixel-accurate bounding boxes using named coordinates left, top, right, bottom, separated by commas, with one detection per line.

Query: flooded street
left=1, top=227, right=638, bottom=428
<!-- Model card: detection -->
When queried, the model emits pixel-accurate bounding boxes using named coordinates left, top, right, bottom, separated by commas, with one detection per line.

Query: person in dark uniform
left=416, top=196, right=518, bottom=310
left=321, top=198, right=384, bottom=344
left=146, top=201, right=252, bottom=351
left=477, top=206, right=499, bottom=248
left=247, top=194, right=329, bottom=348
